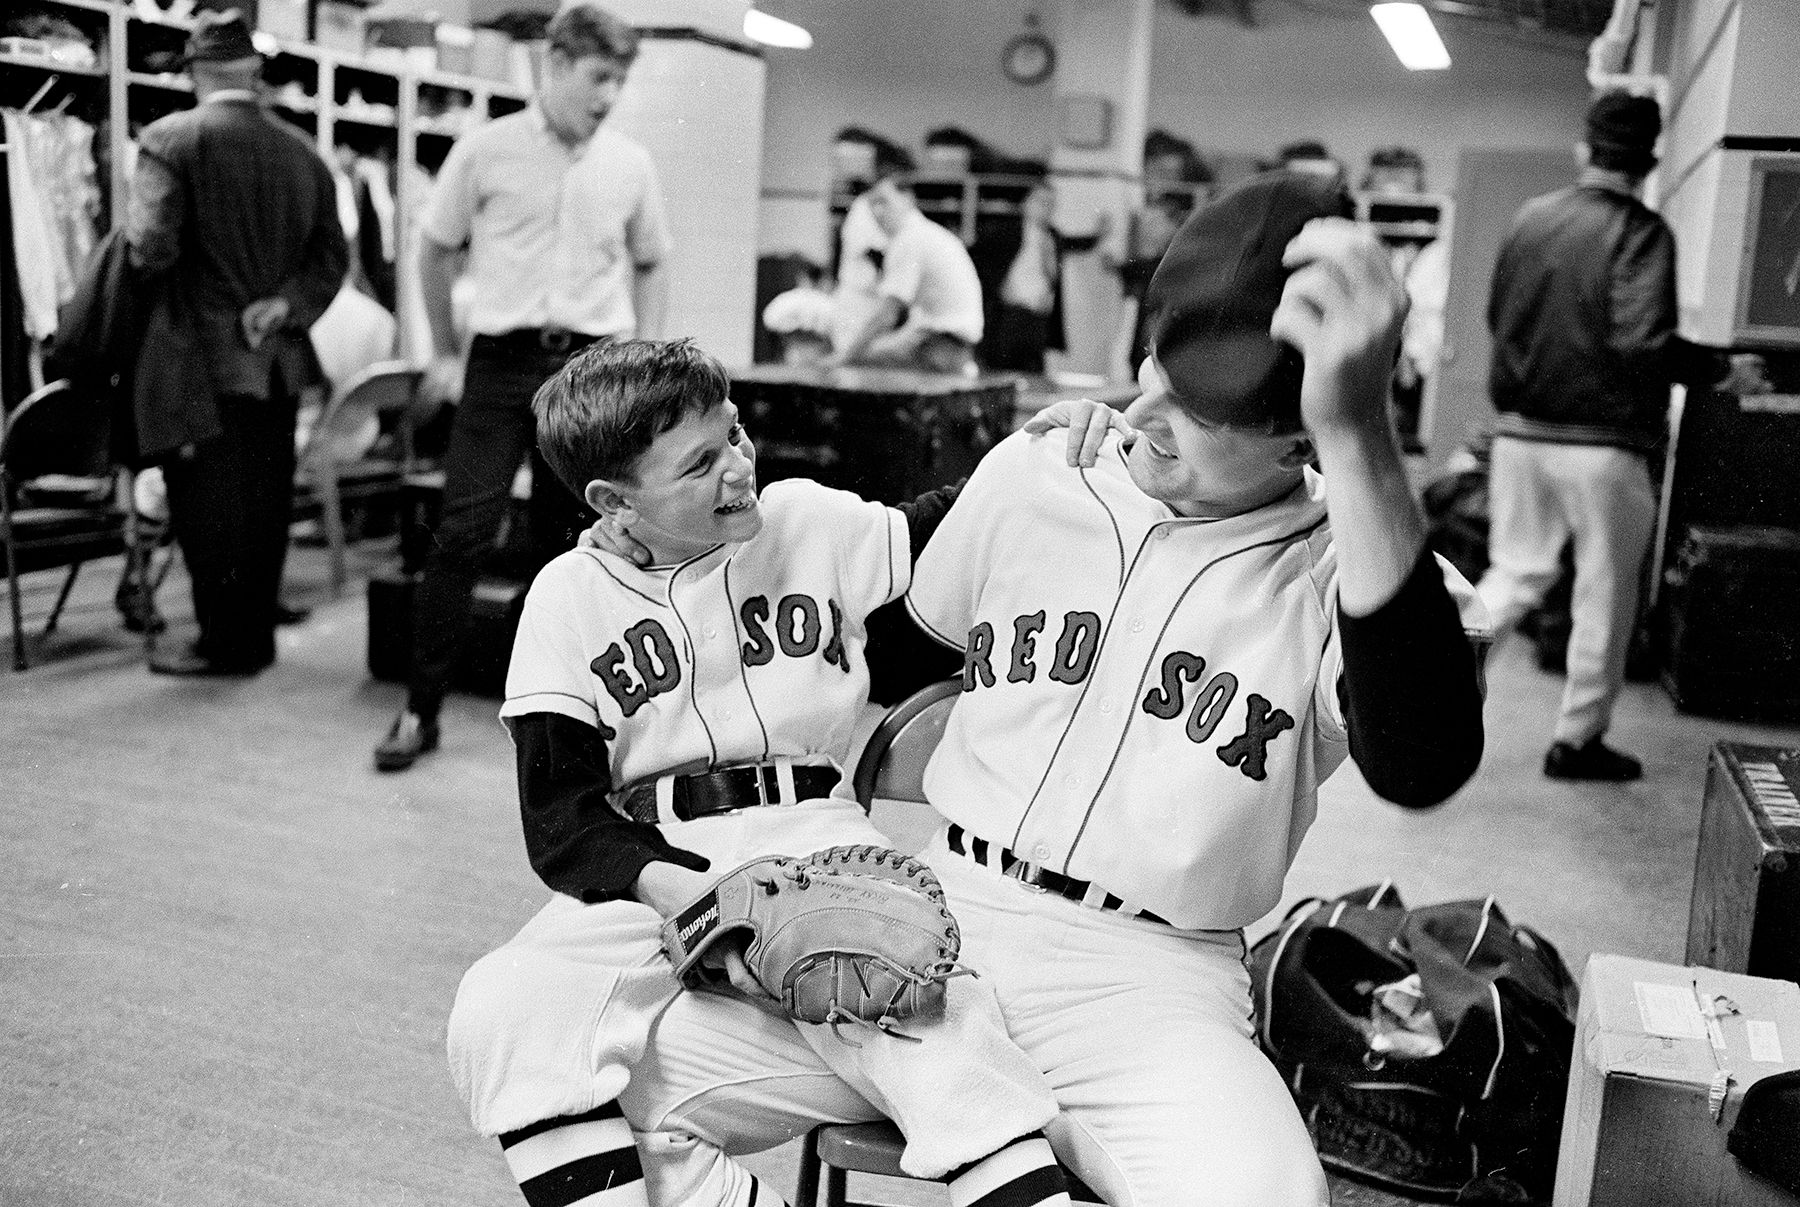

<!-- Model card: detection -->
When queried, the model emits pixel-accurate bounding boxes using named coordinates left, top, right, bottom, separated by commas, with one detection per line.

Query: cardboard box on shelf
left=470, top=27, right=512, bottom=82
left=435, top=24, right=474, bottom=75
left=1553, top=954, right=1800, bottom=1207
left=256, top=0, right=307, bottom=42
left=314, top=1, right=365, bottom=55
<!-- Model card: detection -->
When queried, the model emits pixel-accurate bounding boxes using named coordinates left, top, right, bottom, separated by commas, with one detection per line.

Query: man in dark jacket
left=127, top=8, right=347, bottom=676
left=1479, top=91, right=1767, bottom=780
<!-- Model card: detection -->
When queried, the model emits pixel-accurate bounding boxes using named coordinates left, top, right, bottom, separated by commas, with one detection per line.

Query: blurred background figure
left=827, top=127, right=914, bottom=357
left=126, top=8, right=347, bottom=677
left=1477, top=91, right=1772, bottom=783
left=760, top=259, right=836, bottom=365
left=830, top=169, right=984, bottom=373
left=1362, top=145, right=1441, bottom=454
left=1275, top=138, right=1348, bottom=187
left=980, top=180, right=1107, bottom=375
left=1111, top=129, right=1212, bottom=376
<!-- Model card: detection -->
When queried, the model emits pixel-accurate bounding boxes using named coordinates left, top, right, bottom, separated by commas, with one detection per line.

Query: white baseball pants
left=571, top=823, right=1331, bottom=1207
left=1475, top=436, right=1657, bottom=746
left=446, top=799, right=1060, bottom=1197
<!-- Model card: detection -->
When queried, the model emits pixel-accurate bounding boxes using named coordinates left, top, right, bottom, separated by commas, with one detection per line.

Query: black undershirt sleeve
left=508, top=712, right=711, bottom=902
left=1335, top=547, right=1486, bottom=809
left=865, top=478, right=968, bottom=704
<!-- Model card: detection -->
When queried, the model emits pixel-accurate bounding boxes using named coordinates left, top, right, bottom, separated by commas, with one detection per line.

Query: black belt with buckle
left=619, top=764, right=841, bottom=825
left=474, top=328, right=609, bottom=358
left=947, top=823, right=1168, bottom=925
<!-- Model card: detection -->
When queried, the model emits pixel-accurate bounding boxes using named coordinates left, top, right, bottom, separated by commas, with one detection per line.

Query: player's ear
left=1277, top=436, right=1316, bottom=469
left=586, top=479, right=634, bottom=523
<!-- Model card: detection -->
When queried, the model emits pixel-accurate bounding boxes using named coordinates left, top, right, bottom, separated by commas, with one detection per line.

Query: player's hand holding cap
left=1147, top=171, right=1407, bottom=437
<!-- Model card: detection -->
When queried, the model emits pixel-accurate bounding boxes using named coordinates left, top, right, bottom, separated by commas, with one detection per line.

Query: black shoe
left=147, top=641, right=264, bottom=678
left=375, top=710, right=439, bottom=772
left=1544, top=739, right=1642, bottom=782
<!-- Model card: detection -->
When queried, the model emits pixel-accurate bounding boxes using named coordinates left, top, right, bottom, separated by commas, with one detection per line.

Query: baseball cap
left=183, top=8, right=260, bottom=65
left=1145, top=170, right=1354, bottom=433
left=1584, top=91, right=1660, bottom=174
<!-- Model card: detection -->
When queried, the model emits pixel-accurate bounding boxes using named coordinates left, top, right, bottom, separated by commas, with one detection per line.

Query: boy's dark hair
left=533, top=338, right=730, bottom=494
left=547, top=3, right=639, bottom=65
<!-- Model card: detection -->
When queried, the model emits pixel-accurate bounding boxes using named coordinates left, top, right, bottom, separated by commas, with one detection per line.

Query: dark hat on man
left=1585, top=91, right=1660, bottom=174
left=1146, top=170, right=1353, bottom=433
left=184, top=8, right=260, bottom=64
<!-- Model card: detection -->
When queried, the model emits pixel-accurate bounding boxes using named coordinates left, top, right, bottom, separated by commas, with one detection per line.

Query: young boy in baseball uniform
left=581, top=173, right=1489, bottom=1206
left=445, top=338, right=1079, bottom=1207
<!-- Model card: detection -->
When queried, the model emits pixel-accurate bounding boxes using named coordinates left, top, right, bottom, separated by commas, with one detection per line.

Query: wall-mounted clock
left=1002, top=29, right=1056, bottom=86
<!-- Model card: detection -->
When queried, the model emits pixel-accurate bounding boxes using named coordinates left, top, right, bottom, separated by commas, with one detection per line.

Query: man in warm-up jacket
left=1480, top=90, right=1768, bottom=780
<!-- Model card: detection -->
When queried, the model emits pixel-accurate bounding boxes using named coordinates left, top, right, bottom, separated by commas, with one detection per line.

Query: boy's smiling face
left=592, top=400, right=761, bottom=565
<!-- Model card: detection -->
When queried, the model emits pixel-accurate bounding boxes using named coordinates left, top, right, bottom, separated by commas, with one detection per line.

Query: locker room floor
left=4, top=538, right=1798, bottom=1207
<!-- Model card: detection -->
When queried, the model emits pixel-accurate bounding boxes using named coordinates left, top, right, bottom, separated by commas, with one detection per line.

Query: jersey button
left=704, top=626, right=718, bottom=640
left=1099, top=699, right=1114, bottom=714
left=1032, top=844, right=1052, bottom=862
left=1131, top=619, right=1145, bottom=633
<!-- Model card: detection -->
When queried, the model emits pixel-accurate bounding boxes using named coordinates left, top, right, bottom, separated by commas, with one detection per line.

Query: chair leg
left=318, top=462, right=347, bottom=598
left=7, top=552, right=25, bottom=672
left=825, top=1163, right=849, bottom=1207
left=44, top=562, right=81, bottom=635
left=794, top=1130, right=821, bottom=1207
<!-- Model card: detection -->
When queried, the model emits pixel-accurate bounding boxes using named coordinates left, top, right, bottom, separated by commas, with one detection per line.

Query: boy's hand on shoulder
left=1020, top=397, right=1134, bottom=467
left=1270, top=217, right=1408, bottom=439
left=580, top=515, right=653, bottom=566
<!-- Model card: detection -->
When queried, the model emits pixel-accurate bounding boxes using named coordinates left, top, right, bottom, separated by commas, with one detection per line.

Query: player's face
left=1122, top=355, right=1309, bottom=519
left=541, top=51, right=627, bottom=143
left=613, top=401, right=761, bottom=564
left=867, top=181, right=910, bottom=237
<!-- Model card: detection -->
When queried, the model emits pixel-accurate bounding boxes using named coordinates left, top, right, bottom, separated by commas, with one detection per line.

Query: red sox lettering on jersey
left=586, top=595, right=853, bottom=739
left=958, top=608, right=1297, bottom=782
left=906, top=431, right=1353, bottom=933
left=501, top=479, right=909, bottom=798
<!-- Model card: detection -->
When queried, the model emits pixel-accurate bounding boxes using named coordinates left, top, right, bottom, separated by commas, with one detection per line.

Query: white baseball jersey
left=907, top=429, right=1351, bottom=932
left=502, top=478, right=909, bottom=805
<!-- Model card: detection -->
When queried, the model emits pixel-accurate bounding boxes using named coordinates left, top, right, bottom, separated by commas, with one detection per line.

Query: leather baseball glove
left=659, top=847, right=965, bottom=1039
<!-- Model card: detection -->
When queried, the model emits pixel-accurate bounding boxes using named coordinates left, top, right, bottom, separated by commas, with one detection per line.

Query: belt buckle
left=1005, top=859, right=1051, bottom=893
left=753, top=763, right=776, bottom=808
left=539, top=327, right=573, bottom=354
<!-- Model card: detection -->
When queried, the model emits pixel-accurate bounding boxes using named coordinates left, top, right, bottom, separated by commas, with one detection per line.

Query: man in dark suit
left=127, top=8, right=347, bottom=676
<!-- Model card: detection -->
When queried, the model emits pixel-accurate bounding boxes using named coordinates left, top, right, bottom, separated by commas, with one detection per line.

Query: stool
left=795, top=1121, right=1103, bottom=1206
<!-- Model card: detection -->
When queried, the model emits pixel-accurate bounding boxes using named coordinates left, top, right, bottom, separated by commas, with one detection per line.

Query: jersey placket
left=1011, top=520, right=1186, bottom=874
left=668, top=561, right=767, bottom=766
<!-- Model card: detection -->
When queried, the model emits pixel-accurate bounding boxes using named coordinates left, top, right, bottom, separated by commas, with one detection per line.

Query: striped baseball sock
left=946, top=1132, right=1072, bottom=1207
left=498, top=1102, right=648, bottom=1207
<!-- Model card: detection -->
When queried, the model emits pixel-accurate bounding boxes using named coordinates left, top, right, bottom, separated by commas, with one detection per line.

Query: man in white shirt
left=832, top=172, right=984, bottom=374
left=376, top=2, right=674, bottom=771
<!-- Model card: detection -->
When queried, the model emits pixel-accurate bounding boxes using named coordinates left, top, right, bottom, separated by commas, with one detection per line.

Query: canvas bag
left=1248, top=882, right=1579, bottom=1204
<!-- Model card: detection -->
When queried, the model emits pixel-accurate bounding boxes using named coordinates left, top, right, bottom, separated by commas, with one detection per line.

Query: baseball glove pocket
left=659, top=851, right=970, bottom=1043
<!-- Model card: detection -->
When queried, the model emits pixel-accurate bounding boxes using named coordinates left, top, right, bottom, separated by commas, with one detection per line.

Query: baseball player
left=446, top=338, right=1098, bottom=1207
left=582, top=172, right=1488, bottom=1205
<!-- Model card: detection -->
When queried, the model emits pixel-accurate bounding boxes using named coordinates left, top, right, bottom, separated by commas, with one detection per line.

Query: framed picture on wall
left=1736, top=154, right=1800, bottom=347
left=1059, top=94, right=1112, bottom=150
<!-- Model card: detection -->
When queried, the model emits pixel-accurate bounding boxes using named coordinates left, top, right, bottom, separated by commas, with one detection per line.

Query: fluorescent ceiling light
left=744, top=9, right=813, bottom=49
left=1370, top=3, right=1450, bottom=71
